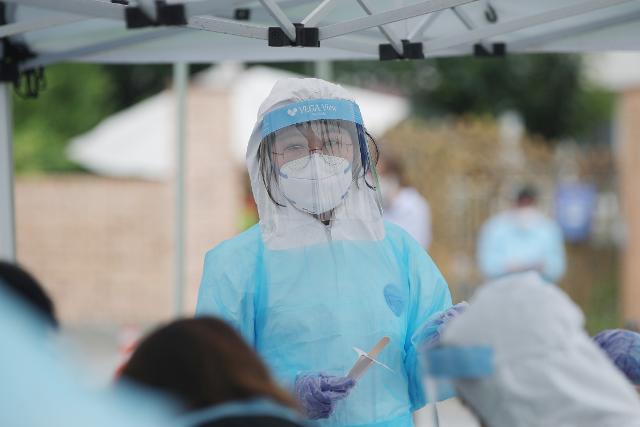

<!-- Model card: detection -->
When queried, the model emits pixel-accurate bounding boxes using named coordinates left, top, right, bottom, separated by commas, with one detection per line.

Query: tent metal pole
left=0, top=15, right=85, bottom=38
left=8, top=0, right=123, bottom=20
left=7, top=0, right=270, bottom=40
left=422, top=0, right=635, bottom=52
left=258, top=0, right=296, bottom=41
left=319, top=0, right=476, bottom=40
left=20, top=28, right=180, bottom=70
left=0, top=83, right=15, bottom=261
left=408, top=10, right=442, bottom=42
left=314, top=60, right=333, bottom=81
left=20, top=29, right=376, bottom=71
left=509, top=9, right=640, bottom=51
left=173, top=62, right=188, bottom=316
left=188, top=15, right=268, bottom=39
left=356, top=0, right=404, bottom=55
left=320, top=37, right=379, bottom=56
left=451, top=5, right=491, bottom=50
left=302, top=0, right=338, bottom=27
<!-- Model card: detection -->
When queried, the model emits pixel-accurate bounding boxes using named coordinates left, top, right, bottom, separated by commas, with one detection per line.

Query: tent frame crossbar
left=258, top=0, right=296, bottom=41
left=408, top=9, right=442, bottom=42
left=509, top=8, right=640, bottom=51
left=301, top=0, right=338, bottom=27
left=422, top=0, right=636, bottom=52
left=318, top=0, right=477, bottom=40
left=6, top=0, right=638, bottom=60
left=355, top=0, right=404, bottom=56
left=20, top=28, right=180, bottom=70
left=0, top=14, right=85, bottom=38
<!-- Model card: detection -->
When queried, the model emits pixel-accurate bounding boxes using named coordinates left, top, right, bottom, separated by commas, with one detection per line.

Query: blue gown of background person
left=196, top=78, right=451, bottom=427
left=477, top=190, right=566, bottom=283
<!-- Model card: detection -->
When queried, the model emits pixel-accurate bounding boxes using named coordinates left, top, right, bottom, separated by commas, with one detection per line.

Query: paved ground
left=414, top=399, right=480, bottom=427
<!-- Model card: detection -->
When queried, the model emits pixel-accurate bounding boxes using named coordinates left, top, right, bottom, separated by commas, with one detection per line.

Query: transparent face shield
left=258, top=99, right=381, bottom=221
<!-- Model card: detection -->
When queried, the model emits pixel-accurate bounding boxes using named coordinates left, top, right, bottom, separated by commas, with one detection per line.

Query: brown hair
left=120, top=317, right=299, bottom=412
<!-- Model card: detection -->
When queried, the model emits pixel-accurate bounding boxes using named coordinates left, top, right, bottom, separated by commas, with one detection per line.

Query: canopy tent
left=3, top=0, right=640, bottom=68
left=2, top=0, right=640, bottom=314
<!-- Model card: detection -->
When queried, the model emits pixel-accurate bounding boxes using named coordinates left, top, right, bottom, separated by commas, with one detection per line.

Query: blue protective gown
left=196, top=221, right=451, bottom=427
left=477, top=209, right=566, bottom=282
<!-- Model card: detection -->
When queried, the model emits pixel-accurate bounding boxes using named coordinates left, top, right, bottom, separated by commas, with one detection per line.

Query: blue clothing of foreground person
left=196, top=78, right=452, bottom=427
left=0, top=283, right=176, bottom=427
left=477, top=186, right=566, bottom=282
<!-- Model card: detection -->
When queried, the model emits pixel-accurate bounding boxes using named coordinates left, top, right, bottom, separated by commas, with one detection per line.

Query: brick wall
left=14, top=85, right=242, bottom=328
left=619, top=87, right=640, bottom=327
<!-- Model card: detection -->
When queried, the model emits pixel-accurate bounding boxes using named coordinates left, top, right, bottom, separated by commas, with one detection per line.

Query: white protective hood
left=246, top=78, right=384, bottom=250
left=441, top=272, right=640, bottom=427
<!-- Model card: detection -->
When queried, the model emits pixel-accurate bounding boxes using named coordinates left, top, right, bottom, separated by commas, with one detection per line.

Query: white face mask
left=278, top=153, right=353, bottom=215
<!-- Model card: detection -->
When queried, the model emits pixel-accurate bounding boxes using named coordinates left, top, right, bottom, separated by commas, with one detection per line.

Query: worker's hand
left=419, top=302, right=469, bottom=348
left=294, top=373, right=355, bottom=419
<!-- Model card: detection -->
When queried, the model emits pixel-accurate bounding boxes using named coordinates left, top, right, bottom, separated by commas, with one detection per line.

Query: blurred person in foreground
left=120, top=317, right=306, bottom=427
left=594, top=329, right=640, bottom=392
left=0, top=277, right=175, bottom=427
left=378, top=151, right=432, bottom=250
left=477, top=185, right=566, bottom=282
left=425, top=272, right=640, bottom=427
left=0, top=260, right=58, bottom=329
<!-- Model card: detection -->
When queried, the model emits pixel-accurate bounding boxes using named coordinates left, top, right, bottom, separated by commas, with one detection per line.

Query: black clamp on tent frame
left=379, top=40, right=424, bottom=61
left=234, top=8, right=251, bottom=21
left=473, top=42, right=506, bottom=57
left=268, top=23, right=319, bottom=47
left=125, top=0, right=187, bottom=29
left=0, top=39, right=46, bottom=98
left=0, top=3, right=45, bottom=98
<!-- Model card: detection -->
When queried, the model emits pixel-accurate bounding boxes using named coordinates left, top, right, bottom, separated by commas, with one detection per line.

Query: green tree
left=331, top=54, right=614, bottom=142
left=13, top=63, right=116, bottom=173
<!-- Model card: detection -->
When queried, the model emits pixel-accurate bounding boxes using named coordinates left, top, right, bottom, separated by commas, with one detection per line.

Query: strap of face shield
left=261, top=98, right=364, bottom=139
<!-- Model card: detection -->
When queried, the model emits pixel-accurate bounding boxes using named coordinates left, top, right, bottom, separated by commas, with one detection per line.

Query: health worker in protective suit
left=196, top=78, right=453, bottom=427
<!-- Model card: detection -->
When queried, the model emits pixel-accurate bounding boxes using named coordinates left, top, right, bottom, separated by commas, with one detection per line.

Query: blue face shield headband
left=261, top=98, right=364, bottom=139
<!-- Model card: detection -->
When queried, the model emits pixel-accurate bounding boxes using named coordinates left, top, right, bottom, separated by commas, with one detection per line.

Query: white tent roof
left=4, top=0, right=640, bottom=70
left=67, top=64, right=410, bottom=179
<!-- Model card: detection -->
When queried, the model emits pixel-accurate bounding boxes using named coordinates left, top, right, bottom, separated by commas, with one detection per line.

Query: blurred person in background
left=378, top=151, right=432, bottom=250
left=594, top=329, right=640, bottom=392
left=0, top=260, right=58, bottom=329
left=196, top=78, right=453, bottom=426
left=476, top=185, right=566, bottom=282
left=119, top=317, right=305, bottom=427
left=427, top=273, right=640, bottom=427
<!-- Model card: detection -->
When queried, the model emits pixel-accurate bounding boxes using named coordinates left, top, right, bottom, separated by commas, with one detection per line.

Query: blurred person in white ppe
left=378, top=152, right=432, bottom=250
left=424, top=272, right=640, bottom=427
left=196, top=78, right=455, bottom=427
left=477, top=185, right=566, bottom=282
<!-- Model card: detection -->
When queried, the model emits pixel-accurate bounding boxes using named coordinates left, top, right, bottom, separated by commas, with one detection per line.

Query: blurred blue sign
left=555, top=183, right=596, bottom=243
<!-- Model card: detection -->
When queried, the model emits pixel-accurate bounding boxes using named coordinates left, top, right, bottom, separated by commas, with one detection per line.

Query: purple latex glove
left=419, top=302, right=469, bottom=348
left=294, top=373, right=355, bottom=419
left=593, top=329, right=640, bottom=385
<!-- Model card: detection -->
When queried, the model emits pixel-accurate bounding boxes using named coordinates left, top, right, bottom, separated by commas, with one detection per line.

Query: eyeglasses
left=272, top=138, right=354, bottom=164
